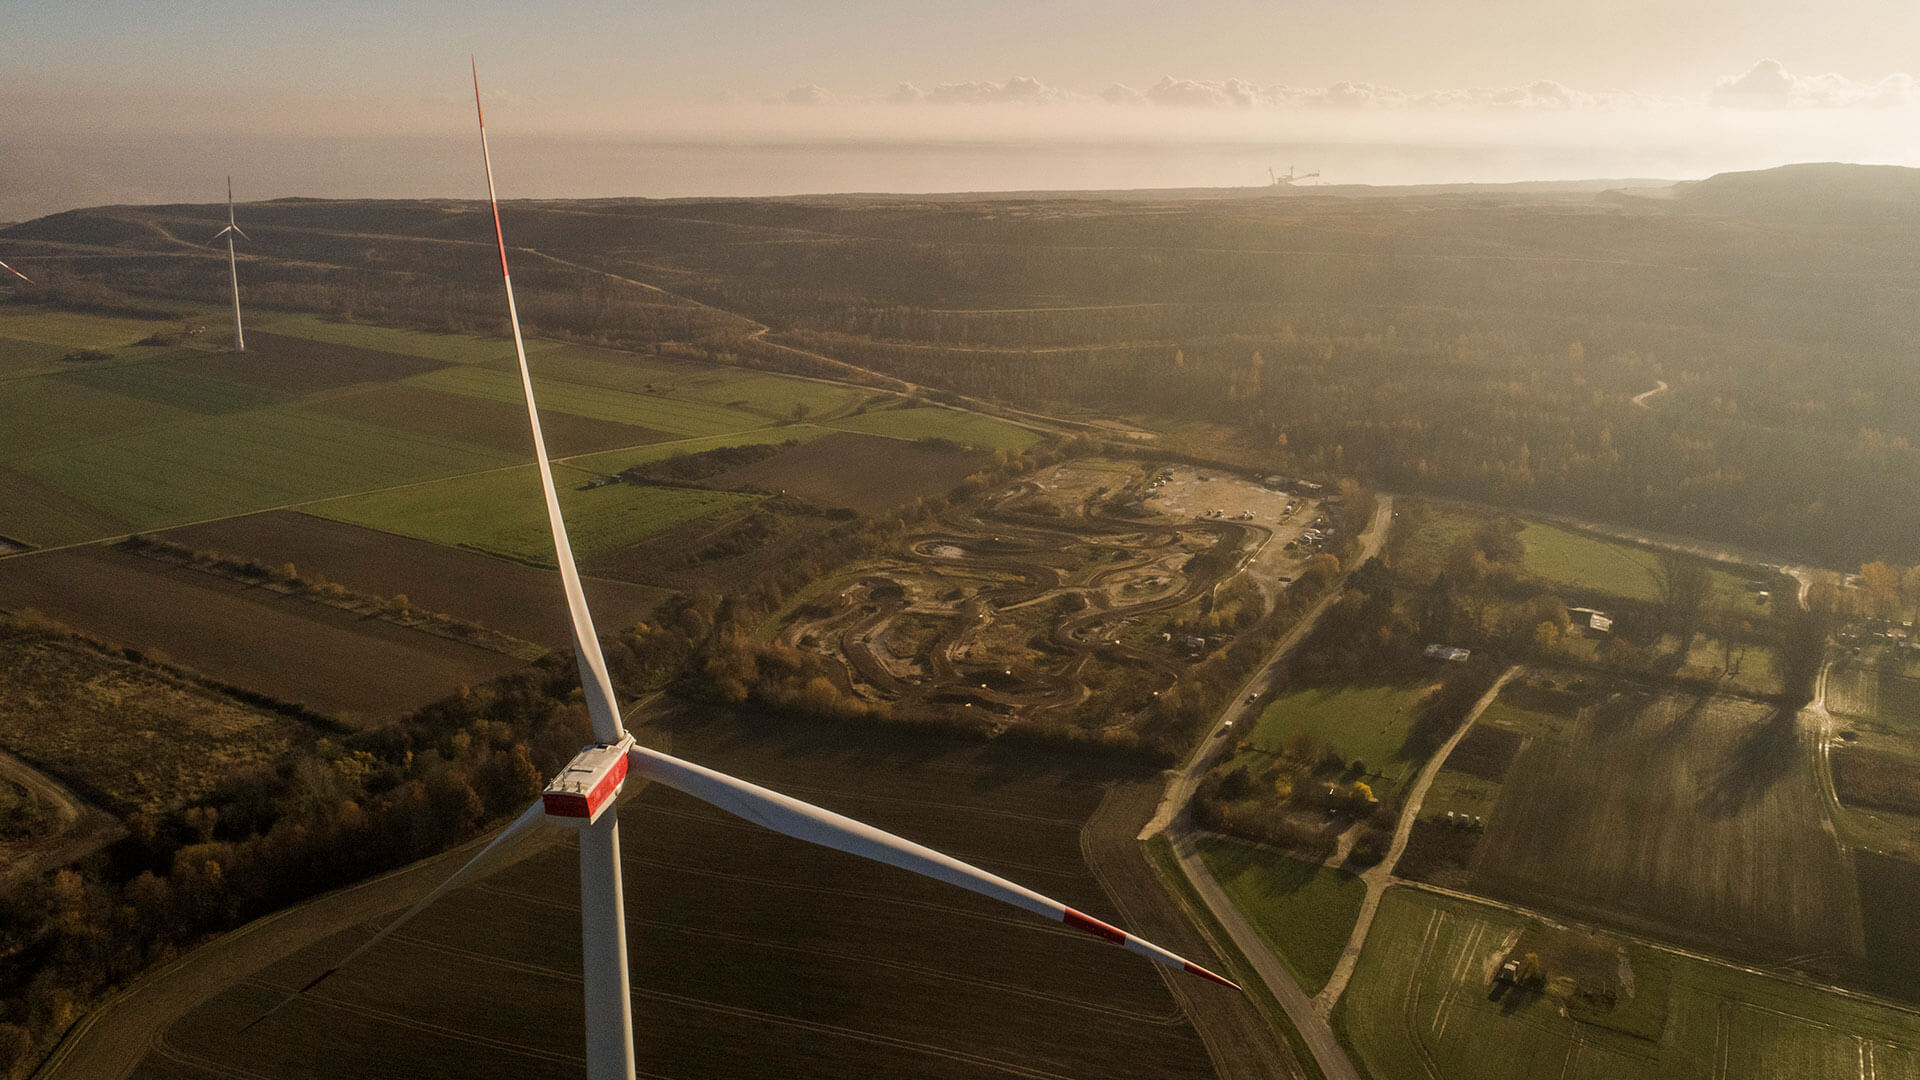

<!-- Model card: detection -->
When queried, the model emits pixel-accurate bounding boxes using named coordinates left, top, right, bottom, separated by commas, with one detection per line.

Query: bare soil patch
left=1832, top=746, right=1920, bottom=816
left=164, top=332, right=448, bottom=395
left=1855, top=850, right=1920, bottom=998
left=159, top=511, right=666, bottom=648
left=0, top=545, right=524, bottom=724
left=1469, top=690, right=1858, bottom=962
left=705, top=431, right=987, bottom=514
left=308, top=384, right=667, bottom=459
left=1443, top=725, right=1524, bottom=782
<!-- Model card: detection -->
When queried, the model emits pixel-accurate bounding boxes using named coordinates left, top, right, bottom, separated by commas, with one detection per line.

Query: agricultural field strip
left=1401, top=878, right=1920, bottom=1028
left=5, top=420, right=813, bottom=559
left=1314, top=666, right=1520, bottom=1014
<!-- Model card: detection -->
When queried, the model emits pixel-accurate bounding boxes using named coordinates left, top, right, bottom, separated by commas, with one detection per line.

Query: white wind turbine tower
left=268, top=62, right=1243, bottom=1080
left=213, top=177, right=247, bottom=350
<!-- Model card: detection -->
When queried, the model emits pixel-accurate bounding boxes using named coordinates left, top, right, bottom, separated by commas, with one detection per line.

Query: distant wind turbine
left=212, top=177, right=247, bottom=350
left=0, top=259, right=31, bottom=284
left=261, top=61, right=1242, bottom=1080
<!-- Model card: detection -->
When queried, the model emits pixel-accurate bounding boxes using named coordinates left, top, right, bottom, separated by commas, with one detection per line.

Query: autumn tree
left=1653, top=552, right=1712, bottom=653
left=1859, top=561, right=1902, bottom=620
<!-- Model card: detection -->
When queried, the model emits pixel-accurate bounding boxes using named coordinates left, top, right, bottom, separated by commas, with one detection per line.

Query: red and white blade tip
left=1062, top=907, right=1241, bottom=990
left=0, top=261, right=31, bottom=284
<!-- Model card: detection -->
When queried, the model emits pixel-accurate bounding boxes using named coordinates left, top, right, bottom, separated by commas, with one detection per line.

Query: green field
left=1338, top=887, right=1920, bottom=1080
left=1245, top=682, right=1437, bottom=788
left=0, top=376, right=198, bottom=459
left=826, top=406, right=1042, bottom=451
left=310, top=464, right=759, bottom=566
left=53, top=354, right=291, bottom=414
left=1195, top=836, right=1363, bottom=995
left=1518, top=520, right=1754, bottom=605
left=254, top=312, right=521, bottom=366
left=0, top=336, right=85, bottom=379
left=566, top=424, right=837, bottom=474
left=0, top=306, right=186, bottom=352
left=0, top=308, right=911, bottom=549
left=408, top=365, right=767, bottom=436
left=12, top=410, right=518, bottom=537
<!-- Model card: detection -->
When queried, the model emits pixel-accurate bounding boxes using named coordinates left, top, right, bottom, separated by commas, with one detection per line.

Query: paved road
left=1313, top=666, right=1517, bottom=1013
left=1141, top=496, right=1395, bottom=842
left=0, top=749, right=124, bottom=893
left=1142, top=495, right=1392, bottom=1080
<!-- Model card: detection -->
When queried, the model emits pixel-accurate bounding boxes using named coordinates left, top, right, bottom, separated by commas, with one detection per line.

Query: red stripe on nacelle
left=1062, top=907, right=1127, bottom=945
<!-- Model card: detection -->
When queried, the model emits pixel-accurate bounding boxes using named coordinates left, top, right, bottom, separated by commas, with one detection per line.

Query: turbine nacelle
left=542, top=735, right=635, bottom=826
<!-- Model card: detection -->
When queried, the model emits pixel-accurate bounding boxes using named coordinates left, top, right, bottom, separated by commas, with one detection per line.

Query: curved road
left=0, top=750, right=124, bottom=893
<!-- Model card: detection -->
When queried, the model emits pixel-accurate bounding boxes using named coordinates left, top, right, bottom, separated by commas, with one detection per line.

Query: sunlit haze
left=4, top=0, right=1916, bottom=218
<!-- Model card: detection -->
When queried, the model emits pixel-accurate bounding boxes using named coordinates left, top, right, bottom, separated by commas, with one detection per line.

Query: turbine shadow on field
left=1695, top=706, right=1802, bottom=819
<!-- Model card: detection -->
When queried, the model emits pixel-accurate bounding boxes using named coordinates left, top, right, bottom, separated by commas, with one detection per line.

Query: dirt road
left=1631, top=380, right=1669, bottom=409
left=1313, top=666, right=1517, bottom=1013
left=0, top=749, right=124, bottom=893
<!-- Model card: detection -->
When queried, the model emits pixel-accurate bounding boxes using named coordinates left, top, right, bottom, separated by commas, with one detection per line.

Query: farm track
left=1314, top=666, right=1519, bottom=1013
left=1082, top=782, right=1309, bottom=1080
left=0, top=747, right=126, bottom=892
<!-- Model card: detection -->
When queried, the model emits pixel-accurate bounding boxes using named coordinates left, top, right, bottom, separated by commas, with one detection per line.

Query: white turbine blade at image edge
left=628, top=745, right=1242, bottom=990
left=473, top=58, right=622, bottom=746
left=0, top=260, right=30, bottom=284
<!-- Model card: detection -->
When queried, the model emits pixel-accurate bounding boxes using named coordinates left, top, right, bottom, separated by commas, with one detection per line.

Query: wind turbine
left=213, top=177, right=247, bottom=350
left=271, top=63, right=1241, bottom=1080
left=0, top=260, right=31, bottom=284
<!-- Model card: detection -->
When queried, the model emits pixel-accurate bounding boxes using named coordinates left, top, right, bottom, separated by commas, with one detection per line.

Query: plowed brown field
left=160, top=511, right=667, bottom=648
left=1469, top=690, right=1859, bottom=962
left=0, top=545, right=523, bottom=724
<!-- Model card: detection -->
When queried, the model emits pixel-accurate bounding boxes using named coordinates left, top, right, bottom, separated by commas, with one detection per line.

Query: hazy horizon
left=5, top=1, right=1917, bottom=220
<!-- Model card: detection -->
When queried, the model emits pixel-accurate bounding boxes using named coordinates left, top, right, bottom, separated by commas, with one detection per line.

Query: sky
left=2, top=0, right=1916, bottom=219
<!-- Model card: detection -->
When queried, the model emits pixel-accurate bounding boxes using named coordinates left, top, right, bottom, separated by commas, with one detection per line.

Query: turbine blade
left=473, top=57, right=624, bottom=746
left=0, top=260, right=31, bottom=284
left=231, top=225, right=250, bottom=241
left=241, top=800, right=548, bottom=1029
left=627, top=746, right=1241, bottom=991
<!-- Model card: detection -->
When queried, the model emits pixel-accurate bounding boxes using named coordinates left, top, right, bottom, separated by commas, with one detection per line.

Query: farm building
left=1568, top=607, right=1613, bottom=633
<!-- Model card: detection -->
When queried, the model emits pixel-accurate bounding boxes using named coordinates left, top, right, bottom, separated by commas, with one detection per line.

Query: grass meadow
left=1194, top=836, right=1363, bottom=995
left=310, top=464, right=760, bottom=566
left=1338, top=887, right=1920, bottom=1080
left=1245, top=682, right=1437, bottom=791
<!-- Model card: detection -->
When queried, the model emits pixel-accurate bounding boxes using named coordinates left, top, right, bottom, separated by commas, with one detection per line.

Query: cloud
left=1713, top=59, right=1917, bottom=109
left=879, top=76, right=1077, bottom=106
left=784, top=84, right=837, bottom=106
left=785, top=63, right=1915, bottom=112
